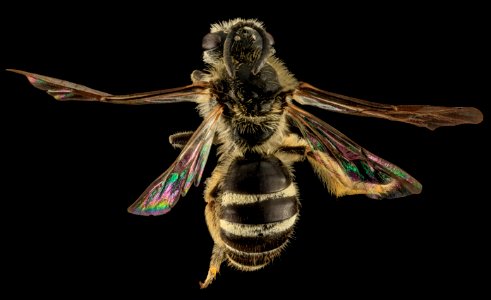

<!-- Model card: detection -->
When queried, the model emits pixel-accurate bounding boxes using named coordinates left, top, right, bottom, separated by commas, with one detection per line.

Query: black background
left=3, top=2, right=489, bottom=298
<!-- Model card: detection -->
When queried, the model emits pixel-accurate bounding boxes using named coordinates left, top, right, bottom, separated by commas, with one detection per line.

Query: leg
left=191, top=70, right=208, bottom=82
left=199, top=243, right=226, bottom=289
left=168, top=131, right=193, bottom=149
left=275, top=133, right=309, bottom=163
left=200, top=168, right=228, bottom=288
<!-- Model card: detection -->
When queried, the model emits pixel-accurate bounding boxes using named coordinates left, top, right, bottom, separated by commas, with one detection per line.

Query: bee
left=8, top=18, right=483, bottom=288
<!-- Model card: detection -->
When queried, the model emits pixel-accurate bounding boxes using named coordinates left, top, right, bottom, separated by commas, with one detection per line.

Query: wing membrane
left=292, top=82, right=483, bottom=130
left=286, top=103, right=421, bottom=199
left=8, top=69, right=209, bottom=104
left=128, top=107, right=222, bottom=216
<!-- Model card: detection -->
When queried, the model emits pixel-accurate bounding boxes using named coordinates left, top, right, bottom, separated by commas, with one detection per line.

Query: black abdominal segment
left=220, top=196, right=297, bottom=224
left=223, top=155, right=291, bottom=194
left=223, top=230, right=292, bottom=253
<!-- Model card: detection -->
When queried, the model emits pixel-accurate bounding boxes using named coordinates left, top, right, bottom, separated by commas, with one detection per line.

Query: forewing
left=292, top=82, right=483, bottom=130
left=128, top=107, right=222, bottom=216
left=286, top=103, right=421, bottom=199
left=8, top=69, right=209, bottom=104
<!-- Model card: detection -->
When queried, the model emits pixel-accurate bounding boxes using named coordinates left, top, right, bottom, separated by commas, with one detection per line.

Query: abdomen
left=219, top=155, right=299, bottom=270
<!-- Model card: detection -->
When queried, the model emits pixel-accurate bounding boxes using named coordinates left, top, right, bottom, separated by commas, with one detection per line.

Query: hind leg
left=200, top=201, right=226, bottom=288
left=199, top=243, right=226, bottom=289
left=200, top=168, right=227, bottom=288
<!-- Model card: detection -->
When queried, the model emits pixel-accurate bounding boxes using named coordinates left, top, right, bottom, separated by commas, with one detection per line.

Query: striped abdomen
left=219, top=156, right=299, bottom=270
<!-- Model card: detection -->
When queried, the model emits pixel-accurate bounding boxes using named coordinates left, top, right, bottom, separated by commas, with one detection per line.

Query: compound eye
left=202, top=32, right=223, bottom=50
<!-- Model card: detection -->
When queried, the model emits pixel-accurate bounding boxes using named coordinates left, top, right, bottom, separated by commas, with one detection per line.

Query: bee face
left=202, top=19, right=275, bottom=79
left=226, top=26, right=275, bottom=72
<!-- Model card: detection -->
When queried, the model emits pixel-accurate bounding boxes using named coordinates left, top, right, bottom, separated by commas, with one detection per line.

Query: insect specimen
left=8, top=18, right=483, bottom=288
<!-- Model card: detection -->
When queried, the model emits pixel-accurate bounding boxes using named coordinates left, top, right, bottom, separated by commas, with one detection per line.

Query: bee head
left=202, top=19, right=275, bottom=79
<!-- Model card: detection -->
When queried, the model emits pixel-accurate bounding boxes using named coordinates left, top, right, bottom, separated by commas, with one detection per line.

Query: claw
left=199, top=266, right=218, bottom=289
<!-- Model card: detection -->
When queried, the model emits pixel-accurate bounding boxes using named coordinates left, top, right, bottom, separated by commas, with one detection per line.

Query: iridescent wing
left=7, top=69, right=209, bottom=104
left=286, top=103, right=421, bottom=199
left=128, top=107, right=222, bottom=216
left=291, top=82, right=483, bottom=130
